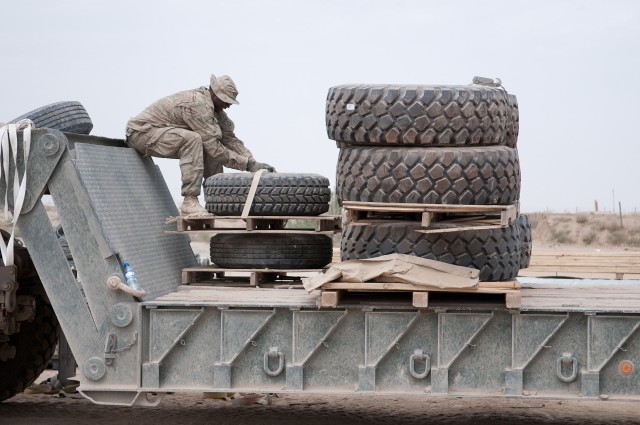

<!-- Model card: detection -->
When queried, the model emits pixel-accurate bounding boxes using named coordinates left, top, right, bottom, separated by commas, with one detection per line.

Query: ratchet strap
left=241, top=169, right=266, bottom=219
left=0, top=120, right=33, bottom=266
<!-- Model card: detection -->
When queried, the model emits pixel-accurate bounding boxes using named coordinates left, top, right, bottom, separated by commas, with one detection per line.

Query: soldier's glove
left=247, top=159, right=276, bottom=173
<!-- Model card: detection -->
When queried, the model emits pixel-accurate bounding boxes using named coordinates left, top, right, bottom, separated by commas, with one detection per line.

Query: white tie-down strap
left=0, top=119, right=34, bottom=266
left=241, top=169, right=266, bottom=219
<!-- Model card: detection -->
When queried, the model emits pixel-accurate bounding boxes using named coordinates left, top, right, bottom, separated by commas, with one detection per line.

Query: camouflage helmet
left=210, top=74, right=239, bottom=105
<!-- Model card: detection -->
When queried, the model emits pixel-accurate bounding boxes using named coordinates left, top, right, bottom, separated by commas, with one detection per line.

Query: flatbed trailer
left=2, top=129, right=640, bottom=406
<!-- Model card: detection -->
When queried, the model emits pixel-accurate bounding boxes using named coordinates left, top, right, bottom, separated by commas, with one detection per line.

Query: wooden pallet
left=166, top=214, right=340, bottom=233
left=182, top=266, right=325, bottom=286
left=342, top=201, right=518, bottom=233
left=318, top=280, right=521, bottom=309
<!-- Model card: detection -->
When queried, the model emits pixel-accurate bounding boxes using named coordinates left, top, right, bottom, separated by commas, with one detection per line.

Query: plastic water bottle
left=123, top=262, right=142, bottom=292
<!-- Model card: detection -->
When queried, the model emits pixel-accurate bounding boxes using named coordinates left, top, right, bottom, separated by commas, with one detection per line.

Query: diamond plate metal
left=74, top=144, right=196, bottom=299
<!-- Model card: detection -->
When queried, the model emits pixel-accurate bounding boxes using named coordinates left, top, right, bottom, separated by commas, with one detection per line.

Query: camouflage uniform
left=125, top=86, right=254, bottom=197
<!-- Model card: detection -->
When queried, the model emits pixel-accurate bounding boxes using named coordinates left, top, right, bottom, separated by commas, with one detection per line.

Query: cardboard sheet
left=303, top=253, right=479, bottom=292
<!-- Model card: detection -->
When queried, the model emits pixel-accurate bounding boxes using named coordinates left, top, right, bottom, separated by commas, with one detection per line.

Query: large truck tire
left=517, top=214, right=532, bottom=269
left=210, top=233, right=333, bottom=269
left=204, top=173, right=331, bottom=216
left=336, top=146, right=520, bottom=205
left=0, top=242, right=59, bottom=403
left=326, top=84, right=518, bottom=147
left=341, top=221, right=521, bottom=281
left=9, top=101, right=93, bottom=135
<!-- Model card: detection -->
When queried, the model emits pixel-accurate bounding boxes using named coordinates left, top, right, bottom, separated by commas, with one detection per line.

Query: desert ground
left=3, top=369, right=640, bottom=425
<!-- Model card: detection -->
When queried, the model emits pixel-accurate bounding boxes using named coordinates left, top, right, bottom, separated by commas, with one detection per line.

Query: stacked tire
left=327, top=80, right=532, bottom=281
left=203, top=173, right=334, bottom=269
left=8, top=101, right=93, bottom=135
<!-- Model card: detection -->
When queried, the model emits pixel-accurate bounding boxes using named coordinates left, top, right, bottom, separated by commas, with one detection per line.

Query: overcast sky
left=1, top=0, right=638, bottom=213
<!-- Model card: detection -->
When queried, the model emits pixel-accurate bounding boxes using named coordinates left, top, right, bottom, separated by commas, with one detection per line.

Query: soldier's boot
left=180, top=196, right=211, bottom=217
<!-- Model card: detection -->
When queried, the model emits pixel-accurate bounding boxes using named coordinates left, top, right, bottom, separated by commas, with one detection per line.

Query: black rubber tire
left=210, top=233, right=333, bottom=269
left=517, top=215, right=532, bottom=269
left=57, top=237, right=75, bottom=269
left=9, top=101, right=93, bottom=135
left=204, top=173, right=331, bottom=216
left=336, top=146, right=520, bottom=205
left=54, top=225, right=74, bottom=268
left=326, top=84, right=518, bottom=147
left=0, top=280, right=59, bottom=402
left=341, top=221, right=521, bottom=281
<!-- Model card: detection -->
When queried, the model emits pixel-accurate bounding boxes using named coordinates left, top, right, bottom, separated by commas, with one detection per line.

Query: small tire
left=336, top=145, right=520, bottom=205
left=210, top=233, right=333, bottom=269
left=341, top=221, right=521, bottom=281
left=517, top=215, right=532, bottom=269
left=326, top=84, right=518, bottom=147
left=204, top=173, right=331, bottom=216
left=9, top=101, right=93, bottom=135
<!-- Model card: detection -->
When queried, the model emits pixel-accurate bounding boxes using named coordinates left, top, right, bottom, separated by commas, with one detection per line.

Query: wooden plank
left=319, top=290, right=342, bottom=308
left=182, top=267, right=326, bottom=273
left=149, top=287, right=320, bottom=307
left=182, top=269, right=191, bottom=284
left=416, top=222, right=503, bottom=234
left=421, top=212, right=433, bottom=227
left=519, top=270, right=640, bottom=280
left=320, top=281, right=518, bottom=294
left=342, top=201, right=514, bottom=213
left=522, top=251, right=640, bottom=277
left=249, top=272, right=280, bottom=286
left=181, top=267, right=324, bottom=285
left=479, top=280, right=520, bottom=289
left=529, top=259, right=640, bottom=266
left=346, top=209, right=360, bottom=224
left=530, top=251, right=640, bottom=258
left=245, top=217, right=258, bottom=230
left=525, top=265, right=640, bottom=273
left=169, top=214, right=339, bottom=222
left=412, top=292, right=429, bottom=308
left=505, top=291, right=521, bottom=309
left=519, top=291, right=640, bottom=311
left=315, top=218, right=338, bottom=232
left=501, top=204, right=517, bottom=226
left=529, top=255, right=640, bottom=262
left=167, top=214, right=340, bottom=233
left=331, top=248, right=340, bottom=264
left=167, top=229, right=336, bottom=235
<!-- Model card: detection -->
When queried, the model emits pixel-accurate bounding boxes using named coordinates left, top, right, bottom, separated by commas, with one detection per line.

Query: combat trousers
left=126, top=127, right=223, bottom=196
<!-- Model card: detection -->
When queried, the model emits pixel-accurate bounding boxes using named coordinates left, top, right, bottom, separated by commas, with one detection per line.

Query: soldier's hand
left=247, top=159, right=276, bottom=173
left=256, top=162, right=276, bottom=172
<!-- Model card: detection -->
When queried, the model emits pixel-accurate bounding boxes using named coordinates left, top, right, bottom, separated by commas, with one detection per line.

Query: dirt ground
left=3, top=374, right=640, bottom=425
left=529, top=212, right=640, bottom=252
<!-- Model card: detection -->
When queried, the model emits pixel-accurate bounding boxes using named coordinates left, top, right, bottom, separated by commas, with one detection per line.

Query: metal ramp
left=73, top=142, right=196, bottom=300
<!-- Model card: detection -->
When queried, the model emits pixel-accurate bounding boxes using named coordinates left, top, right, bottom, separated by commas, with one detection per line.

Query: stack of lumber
left=518, top=251, right=640, bottom=280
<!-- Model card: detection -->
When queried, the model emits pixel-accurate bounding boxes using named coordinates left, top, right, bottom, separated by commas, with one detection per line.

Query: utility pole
left=619, top=201, right=623, bottom=228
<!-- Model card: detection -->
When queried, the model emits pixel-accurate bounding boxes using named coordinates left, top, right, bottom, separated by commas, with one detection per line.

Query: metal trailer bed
left=6, top=130, right=640, bottom=406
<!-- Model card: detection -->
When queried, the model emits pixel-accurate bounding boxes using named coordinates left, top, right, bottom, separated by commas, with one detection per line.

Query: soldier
left=126, top=74, right=275, bottom=216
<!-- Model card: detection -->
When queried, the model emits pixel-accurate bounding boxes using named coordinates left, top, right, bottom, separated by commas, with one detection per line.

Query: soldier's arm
left=180, top=104, right=251, bottom=171
left=217, top=111, right=254, bottom=160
